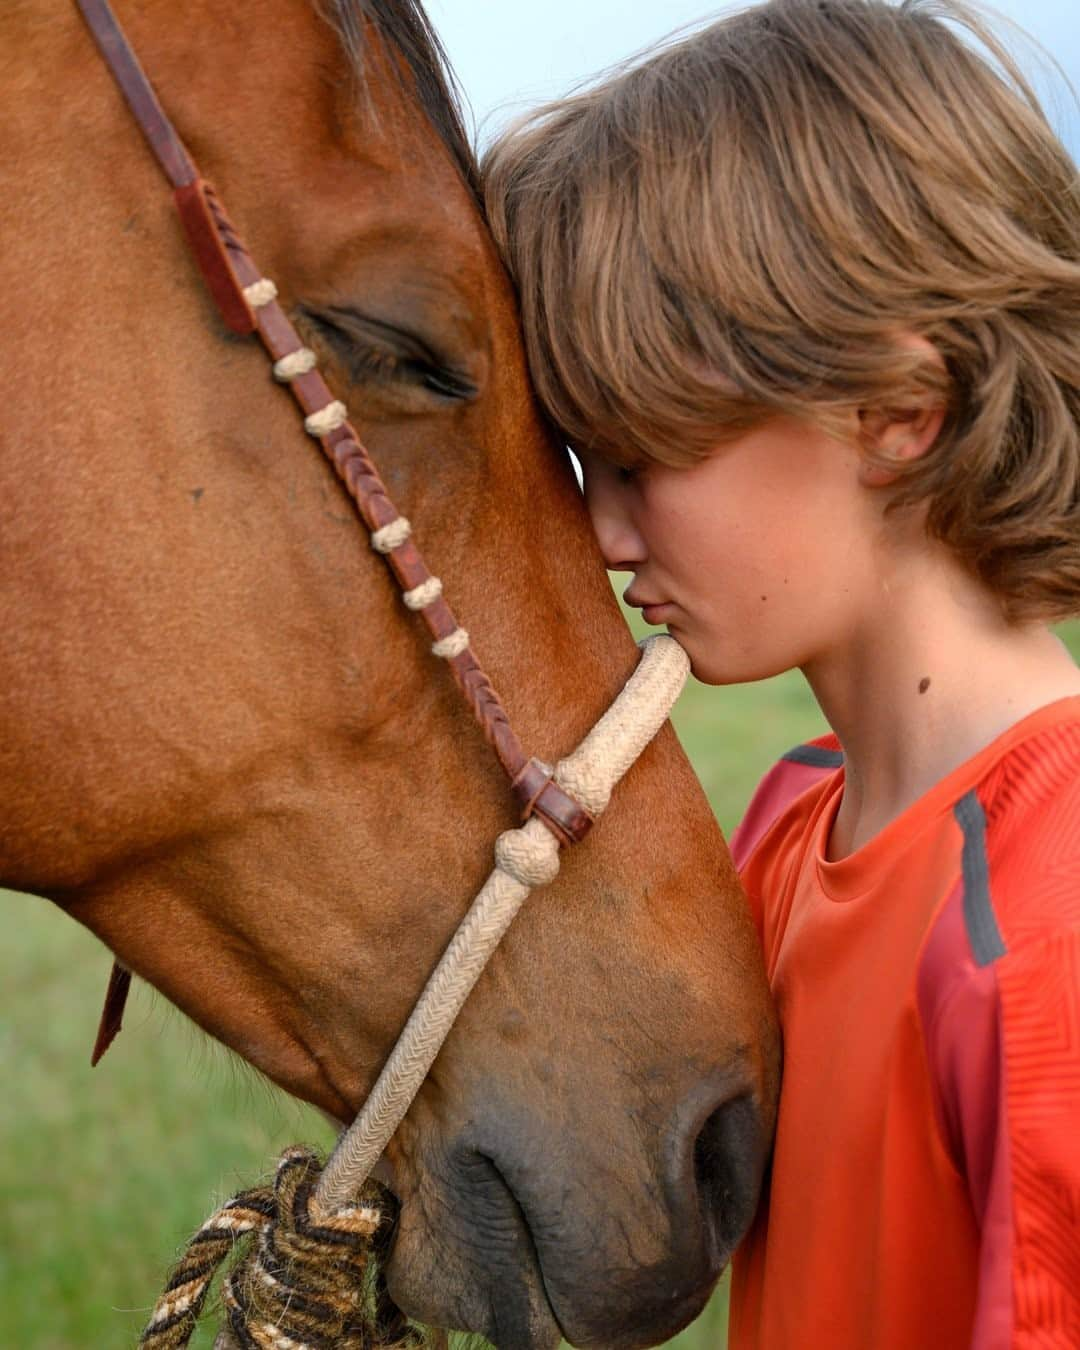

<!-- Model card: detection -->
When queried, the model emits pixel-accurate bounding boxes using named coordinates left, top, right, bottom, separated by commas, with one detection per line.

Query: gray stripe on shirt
left=954, top=789, right=1007, bottom=967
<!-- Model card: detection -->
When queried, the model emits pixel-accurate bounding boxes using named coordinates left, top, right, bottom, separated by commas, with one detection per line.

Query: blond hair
left=483, top=0, right=1080, bottom=621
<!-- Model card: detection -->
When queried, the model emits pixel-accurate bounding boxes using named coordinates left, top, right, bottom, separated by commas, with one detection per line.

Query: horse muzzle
left=383, top=1068, right=772, bottom=1350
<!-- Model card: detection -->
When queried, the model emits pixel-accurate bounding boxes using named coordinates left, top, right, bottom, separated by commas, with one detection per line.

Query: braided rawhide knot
left=494, top=822, right=561, bottom=889
left=141, top=1147, right=423, bottom=1350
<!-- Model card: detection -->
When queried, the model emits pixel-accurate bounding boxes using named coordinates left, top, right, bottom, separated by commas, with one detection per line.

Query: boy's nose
left=582, top=472, right=647, bottom=572
left=593, top=512, right=645, bottom=572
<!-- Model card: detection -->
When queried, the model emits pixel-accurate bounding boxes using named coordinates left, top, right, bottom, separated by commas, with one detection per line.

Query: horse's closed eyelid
left=297, top=308, right=478, bottom=402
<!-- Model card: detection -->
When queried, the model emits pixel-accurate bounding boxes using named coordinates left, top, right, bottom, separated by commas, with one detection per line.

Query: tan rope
left=304, top=401, right=348, bottom=438
left=313, top=633, right=688, bottom=1213
left=430, top=628, right=469, bottom=660
left=242, top=278, right=278, bottom=308
left=272, top=348, right=317, bottom=382
left=403, top=577, right=443, bottom=611
left=371, top=518, right=411, bottom=554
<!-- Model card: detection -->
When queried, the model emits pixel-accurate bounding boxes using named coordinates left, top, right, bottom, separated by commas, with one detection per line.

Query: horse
left=0, top=1, right=780, bottom=1345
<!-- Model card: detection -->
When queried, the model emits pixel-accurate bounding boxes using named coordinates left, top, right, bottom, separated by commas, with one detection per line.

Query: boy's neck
left=804, top=551, right=1080, bottom=861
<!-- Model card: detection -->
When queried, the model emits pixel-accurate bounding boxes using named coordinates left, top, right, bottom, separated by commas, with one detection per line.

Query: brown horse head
left=0, top=1, right=779, bottom=1344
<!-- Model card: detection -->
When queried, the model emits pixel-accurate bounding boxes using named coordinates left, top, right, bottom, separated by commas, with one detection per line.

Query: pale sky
left=427, top=0, right=1079, bottom=159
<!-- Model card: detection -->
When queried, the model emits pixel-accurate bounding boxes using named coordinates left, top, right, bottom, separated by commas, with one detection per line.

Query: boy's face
left=580, top=414, right=903, bottom=685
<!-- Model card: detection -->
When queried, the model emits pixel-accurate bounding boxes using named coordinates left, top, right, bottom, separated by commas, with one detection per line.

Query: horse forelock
left=320, top=0, right=482, bottom=204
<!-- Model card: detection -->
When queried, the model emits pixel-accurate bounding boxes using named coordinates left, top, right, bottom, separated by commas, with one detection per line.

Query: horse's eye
left=419, top=367, right=476, bottom=401
left=297, top=306, right=477, bottom=406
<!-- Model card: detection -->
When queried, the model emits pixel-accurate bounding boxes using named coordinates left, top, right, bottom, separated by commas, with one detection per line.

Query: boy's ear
left=857, top=334, right=947, bottom=488
left=857, top=402, right=946, bottom=488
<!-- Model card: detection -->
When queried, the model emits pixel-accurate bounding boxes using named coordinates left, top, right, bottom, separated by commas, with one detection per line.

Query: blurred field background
left=4, top=606, right=1078, bottom=1348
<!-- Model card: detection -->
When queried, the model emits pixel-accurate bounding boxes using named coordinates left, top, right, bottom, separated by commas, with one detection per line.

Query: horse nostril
left=693, top=1093, right=767, bottom=1255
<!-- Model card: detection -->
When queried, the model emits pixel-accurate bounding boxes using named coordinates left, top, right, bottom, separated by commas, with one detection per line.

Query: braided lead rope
left=141, top=1148, right=405, bottom=1350
left=313, top=633, right=690, bottom=1214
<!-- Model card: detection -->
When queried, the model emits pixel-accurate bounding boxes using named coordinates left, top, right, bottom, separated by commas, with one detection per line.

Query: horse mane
left=324, top=0, right=482, bottom=203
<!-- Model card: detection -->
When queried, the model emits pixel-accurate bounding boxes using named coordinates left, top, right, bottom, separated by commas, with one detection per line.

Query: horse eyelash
left=348, top=344, right=406, bottom=383
left=300, top=310, right=475, bottom=402
left=357, top=347, right=475, bottom=401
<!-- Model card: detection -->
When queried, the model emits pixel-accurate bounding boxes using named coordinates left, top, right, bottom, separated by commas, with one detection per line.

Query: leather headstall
left=75, top=0, right=597, bottom=1063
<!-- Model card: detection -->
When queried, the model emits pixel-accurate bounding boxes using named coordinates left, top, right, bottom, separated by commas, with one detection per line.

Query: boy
left=483, top=2, right=1080, bottom=1347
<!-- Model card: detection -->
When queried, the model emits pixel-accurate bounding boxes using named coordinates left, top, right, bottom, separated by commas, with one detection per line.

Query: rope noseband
left=72, top=2, right=694, bottom=1343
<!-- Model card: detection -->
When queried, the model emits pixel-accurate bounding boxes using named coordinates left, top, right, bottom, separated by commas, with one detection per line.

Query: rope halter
left=66, top=3, right=695, bottom=1342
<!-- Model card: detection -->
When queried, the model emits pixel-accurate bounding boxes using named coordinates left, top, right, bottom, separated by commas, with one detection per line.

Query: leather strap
left=77, top=0, right=257, bottom=336
left=512, top=758, right=594, bottom=846
left=90, top=961, right=132, bottom=1066
left=76, top=0, right=197, bottom=188
left=174, top=181, right=257, bottom=335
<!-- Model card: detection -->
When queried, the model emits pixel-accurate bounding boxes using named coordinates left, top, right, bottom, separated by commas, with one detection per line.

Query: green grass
left=0, top=901, right=336, bottom=1348
left=4, top=608, right=1077, bottom=1348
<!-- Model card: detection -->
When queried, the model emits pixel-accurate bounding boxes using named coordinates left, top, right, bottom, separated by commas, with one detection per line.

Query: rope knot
left=494, top=825, right=561, bottom=889
left=141, top=1146, right=422, bottom=1350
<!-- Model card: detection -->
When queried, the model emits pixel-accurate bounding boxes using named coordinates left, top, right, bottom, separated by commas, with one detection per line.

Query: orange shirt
left=728, top=700, right=1080, bottom=1349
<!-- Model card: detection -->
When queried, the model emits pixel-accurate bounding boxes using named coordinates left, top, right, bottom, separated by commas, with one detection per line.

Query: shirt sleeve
left=924, top=914, right=1080, bottom=1348
left=993, top=927, right=1080, bottom=1347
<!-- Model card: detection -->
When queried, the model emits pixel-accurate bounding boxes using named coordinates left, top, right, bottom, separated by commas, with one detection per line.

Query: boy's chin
left=679, top=638, right=793, bottom=687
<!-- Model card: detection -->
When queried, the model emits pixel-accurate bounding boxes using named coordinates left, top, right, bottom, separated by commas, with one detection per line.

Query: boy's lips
left=625, top=588, right=675, bottom=624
